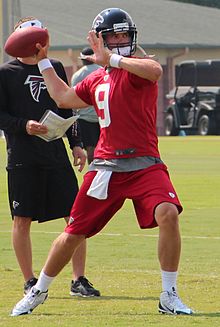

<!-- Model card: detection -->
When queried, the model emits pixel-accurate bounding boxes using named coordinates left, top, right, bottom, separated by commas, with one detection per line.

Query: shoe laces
left=78, top=276, right=93, bottom=288
left=26, top=288, right=40, bottom=304
left=168, top=288, right=187, bottom=310
left=16, top=288, right=39, bottom=311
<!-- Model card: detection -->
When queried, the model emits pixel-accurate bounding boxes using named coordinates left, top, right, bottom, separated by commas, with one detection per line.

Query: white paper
left=36, top=110, right=79, bottom=142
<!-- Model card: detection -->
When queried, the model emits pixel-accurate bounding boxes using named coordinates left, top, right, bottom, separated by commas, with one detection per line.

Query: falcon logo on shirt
left=24, top=75, right=47, bottom=102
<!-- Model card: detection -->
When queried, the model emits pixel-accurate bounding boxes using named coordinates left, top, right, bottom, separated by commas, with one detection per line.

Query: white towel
left=87, top=170, right=112, bottom=200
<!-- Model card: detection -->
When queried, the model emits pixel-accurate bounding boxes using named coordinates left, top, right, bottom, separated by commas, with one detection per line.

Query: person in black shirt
left=0, top=17, right=100, bottom=297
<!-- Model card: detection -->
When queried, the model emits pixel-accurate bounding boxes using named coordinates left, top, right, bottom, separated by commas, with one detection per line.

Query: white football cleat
left=158, top=287, right=194, bottom=315
left=11, top=287, right=48, bottom=316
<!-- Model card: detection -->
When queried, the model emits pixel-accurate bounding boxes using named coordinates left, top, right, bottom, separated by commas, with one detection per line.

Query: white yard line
left=0, top=230, right=220, bottom=240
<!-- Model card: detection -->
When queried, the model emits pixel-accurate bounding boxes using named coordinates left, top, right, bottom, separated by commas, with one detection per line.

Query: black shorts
left=7, top=165, right=78, bottom=223
left=78, top=119, right=100, bottom=148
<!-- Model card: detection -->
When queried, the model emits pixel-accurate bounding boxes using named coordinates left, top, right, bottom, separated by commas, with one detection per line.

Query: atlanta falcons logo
left=93, top=14, right=104, bottom=29
left=24, top=75, right=47, bottom=102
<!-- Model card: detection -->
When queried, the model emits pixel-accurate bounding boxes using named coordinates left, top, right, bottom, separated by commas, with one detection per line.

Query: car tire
left=198, top=114, right=216, bottom=135
left=164, top=113, right=178, bottom=136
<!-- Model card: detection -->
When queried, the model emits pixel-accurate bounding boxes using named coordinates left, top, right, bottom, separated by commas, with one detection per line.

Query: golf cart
left=164, top=60, right=220, bottom=135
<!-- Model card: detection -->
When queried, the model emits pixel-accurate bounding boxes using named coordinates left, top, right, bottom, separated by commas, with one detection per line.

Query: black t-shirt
left=0, top=58, right=77, bottom=169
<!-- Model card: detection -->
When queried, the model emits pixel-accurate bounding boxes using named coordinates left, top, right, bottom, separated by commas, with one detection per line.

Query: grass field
left=0, top=136, right=220, bottom=326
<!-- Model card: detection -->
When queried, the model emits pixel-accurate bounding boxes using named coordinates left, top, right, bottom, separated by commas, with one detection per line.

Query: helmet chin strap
left=111, top=46, right=131, bottom=56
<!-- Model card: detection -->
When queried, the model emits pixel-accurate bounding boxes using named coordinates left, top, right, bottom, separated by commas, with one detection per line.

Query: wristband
left=109, top=54, right=123, bottom=68
left=38, top=58, right=53, bottom=73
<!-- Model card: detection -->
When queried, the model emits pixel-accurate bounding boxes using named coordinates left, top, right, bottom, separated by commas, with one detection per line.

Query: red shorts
left=65, top=164, right=183, bottom=238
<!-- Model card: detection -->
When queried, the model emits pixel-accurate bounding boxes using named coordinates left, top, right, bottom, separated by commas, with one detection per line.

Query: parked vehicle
left=164, top=60, right=220, bottom=136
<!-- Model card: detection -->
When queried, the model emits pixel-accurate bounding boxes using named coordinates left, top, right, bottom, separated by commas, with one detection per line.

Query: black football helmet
left=92, top=8, right=137, bottom=56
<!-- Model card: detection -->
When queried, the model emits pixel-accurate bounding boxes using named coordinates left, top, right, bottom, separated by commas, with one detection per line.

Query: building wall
left=49, top=47, right=220, bottom=68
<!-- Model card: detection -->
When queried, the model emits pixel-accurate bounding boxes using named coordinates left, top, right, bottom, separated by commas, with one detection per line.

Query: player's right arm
left=36, top=43, right=88, bottom=110
left=42, top=67, right=88, bottom=109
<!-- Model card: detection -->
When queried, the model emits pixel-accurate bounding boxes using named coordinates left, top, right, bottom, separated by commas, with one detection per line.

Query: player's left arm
left=118, top=57, right=162, bottom=81
left=86, top=31, right=163, bottom=82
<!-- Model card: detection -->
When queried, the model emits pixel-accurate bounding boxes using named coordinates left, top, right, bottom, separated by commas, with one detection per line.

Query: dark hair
left=80, top=47, right=94, bottom=65
left=81, top=47, right=94, bottom=56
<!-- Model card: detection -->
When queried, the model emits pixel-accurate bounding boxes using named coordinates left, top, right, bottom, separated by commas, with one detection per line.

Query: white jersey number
left=95, top=83, right=111, bottom=128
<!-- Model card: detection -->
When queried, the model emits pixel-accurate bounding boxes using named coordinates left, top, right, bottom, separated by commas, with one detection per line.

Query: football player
left=11, top=8, right=193, bottom=316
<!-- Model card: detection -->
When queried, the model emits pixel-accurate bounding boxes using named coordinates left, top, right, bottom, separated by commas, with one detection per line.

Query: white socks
left=161, top=270, right=178, bottom=292
left=34, top=270, right=177, bottom=293
left=34, top=271, right=54, bottom=292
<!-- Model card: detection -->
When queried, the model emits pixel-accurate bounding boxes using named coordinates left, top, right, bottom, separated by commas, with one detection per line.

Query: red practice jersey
left=75, top=65, right=160, bottom=159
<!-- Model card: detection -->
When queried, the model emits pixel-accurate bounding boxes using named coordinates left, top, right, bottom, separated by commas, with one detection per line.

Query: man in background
left=0, top=17, right=100, bottom=298
left=71, top=47, right=100, bottom=164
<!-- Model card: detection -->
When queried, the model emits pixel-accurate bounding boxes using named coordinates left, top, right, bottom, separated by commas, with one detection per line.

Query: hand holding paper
left=36, top=110, right=79, bottom=142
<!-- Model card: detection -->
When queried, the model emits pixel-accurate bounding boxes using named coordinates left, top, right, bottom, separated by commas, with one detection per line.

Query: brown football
left=4, top=27, right=48, bottom=58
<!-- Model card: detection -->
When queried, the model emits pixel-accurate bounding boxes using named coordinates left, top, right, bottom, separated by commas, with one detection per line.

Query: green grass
left=0, top=136, right=220, bottom=326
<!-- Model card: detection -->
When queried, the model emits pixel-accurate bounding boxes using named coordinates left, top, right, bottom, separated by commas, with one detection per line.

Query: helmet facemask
left=102, top=30, right=137, bottom=56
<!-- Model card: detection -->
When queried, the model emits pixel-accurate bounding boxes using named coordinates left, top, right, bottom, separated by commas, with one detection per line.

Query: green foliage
left=172, top=0, right=220, bottom=9
left=0, top=136, right=220, bottom=326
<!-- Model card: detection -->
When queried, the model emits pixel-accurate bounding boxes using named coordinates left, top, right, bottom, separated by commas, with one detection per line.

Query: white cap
left=16, top=19, right=43, bottom=30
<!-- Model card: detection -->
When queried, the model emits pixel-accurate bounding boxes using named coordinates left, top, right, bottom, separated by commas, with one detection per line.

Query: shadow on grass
left=193, top=312, right=220, bottom=317
left=50, top=295, right=158, bottom=301
left=29, top=313, right=151, bottom=318
left=31, top=311, right=220, bottom=318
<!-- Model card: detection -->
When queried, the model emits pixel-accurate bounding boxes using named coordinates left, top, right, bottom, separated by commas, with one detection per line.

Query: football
left=4, top=27, right=49, bottom=58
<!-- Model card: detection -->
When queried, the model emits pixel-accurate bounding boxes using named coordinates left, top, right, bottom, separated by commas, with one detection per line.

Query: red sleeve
left=74, top=78, right=93, bottom=106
